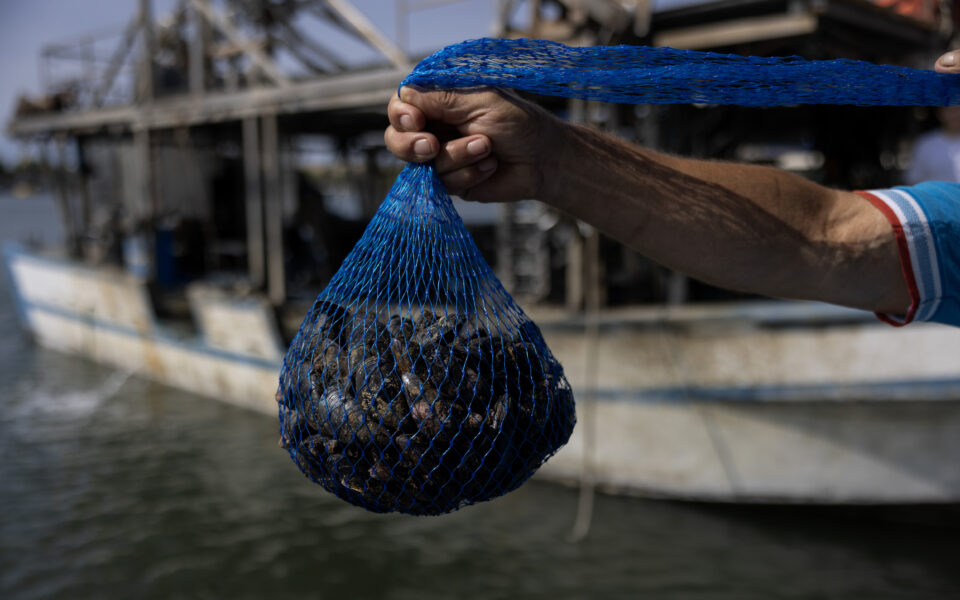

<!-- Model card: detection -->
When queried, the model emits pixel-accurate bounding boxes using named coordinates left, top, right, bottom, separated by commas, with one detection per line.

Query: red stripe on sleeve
left=855, top=190, right=919, bottom=326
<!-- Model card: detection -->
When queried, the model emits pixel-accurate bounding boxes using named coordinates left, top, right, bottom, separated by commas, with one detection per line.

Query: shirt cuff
left=854, top=190, right=920, bottom=326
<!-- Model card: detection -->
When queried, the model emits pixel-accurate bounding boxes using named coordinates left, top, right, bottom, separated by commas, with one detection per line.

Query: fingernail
left=414, top=138, right=432, bottom=155
left=477, top=157, right=497, bottom=172
left=400, top=114, right=414, bottom=130
left=467, top=138, right=488, bottom=156
left=942, top=52, right=958, bottom=66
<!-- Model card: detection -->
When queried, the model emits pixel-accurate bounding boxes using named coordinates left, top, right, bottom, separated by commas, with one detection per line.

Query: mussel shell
left=487, top=396, right=509, bottom=431
left=340, top=475, right=366, bottom=495
left=316, top=340, right=349, bottom=390
left=347, top=342, right=368, bottom=375
left=409, top=397, right=446, bottom=423
left=369, top=393, right=409, bottom=430
left=387, top=315, right=416, bottom=342
left=400, top=371, right=441, bottom=407
left=369, top=461, right=393, bottom=481
left=280, top=357, right=313, bottom=404
left=392, top=433, right=424, bottom=468
left=363, top=477, right=387, bottom=504
left=307, top=388, right=353, bottom=435
left=410, top=398, right=460, bottom=443
left=418, top=315, right=461, bottom=348
left=336, top=404, right=380, bottom=448
left=433, top=361, right=481, bottom=402
left=294, top=451, right=325, bottom=480
left=325, top=452, right=353, bottom=477
left=419, top=308, right=437, bottom=328
left=352, top=313, right=392, bottom=352
left=461, top=412, right=485, bottom=436
left=389, top=338, right=412, bottom=372
left=300, top=434, right=331, bottom=459
left=278, top=406, right=305, bottom=449
left=353, top=355, right=400, bottom=410
left=414, top=343, right=448, bottom=384
left=308, top=300, right=351, bottom=341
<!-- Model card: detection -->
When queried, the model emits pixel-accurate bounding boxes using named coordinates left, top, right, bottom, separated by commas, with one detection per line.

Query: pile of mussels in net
left=277, top=301, right=576, bottom=515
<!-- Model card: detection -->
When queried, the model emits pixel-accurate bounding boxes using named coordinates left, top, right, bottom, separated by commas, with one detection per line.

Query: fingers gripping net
left=277, top=164, right=576, bottom=515
left=402, top=38, right=960, bottom=107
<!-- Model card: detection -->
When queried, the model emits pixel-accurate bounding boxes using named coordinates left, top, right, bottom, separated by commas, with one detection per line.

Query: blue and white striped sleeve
left=856, top=182, right=960, bottom=327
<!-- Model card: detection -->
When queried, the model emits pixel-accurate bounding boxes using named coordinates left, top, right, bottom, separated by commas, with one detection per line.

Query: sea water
left=1, top=192, right=958, bottom=599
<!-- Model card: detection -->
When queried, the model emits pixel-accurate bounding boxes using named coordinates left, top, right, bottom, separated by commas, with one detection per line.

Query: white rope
left=569, top=225, right=600, bottom=542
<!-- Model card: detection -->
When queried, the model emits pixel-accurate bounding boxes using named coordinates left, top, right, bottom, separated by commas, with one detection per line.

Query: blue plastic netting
left=278, top=38, right=960, bottom=516
left=277, top=163, right=575, bottom=515
left=401, top=38, right=960, bottom=107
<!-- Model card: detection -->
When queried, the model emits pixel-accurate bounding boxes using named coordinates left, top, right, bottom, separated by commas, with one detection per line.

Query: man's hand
left=388, top=50, right=960, bottom=201
left=384, top=86, right=560, bottom=202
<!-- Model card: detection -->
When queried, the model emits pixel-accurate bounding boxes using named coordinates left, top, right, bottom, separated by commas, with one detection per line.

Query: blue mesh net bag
left=277, top=162, right=575, bottom=515
left=278, top=38, right=960, bottom=516
left=400, top=38, right=960, bottom=106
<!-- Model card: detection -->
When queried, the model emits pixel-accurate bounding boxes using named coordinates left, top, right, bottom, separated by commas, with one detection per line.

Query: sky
left=0, top=0, right=503, bottom=165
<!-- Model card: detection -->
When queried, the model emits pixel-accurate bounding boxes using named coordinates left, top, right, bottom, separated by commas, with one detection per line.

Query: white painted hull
left=540, top=395, right=960, bottom=503
left=6, top=244, right=960, bottom=503
left=4, top=245, right=280, bottom=415
left=534, top=308, right=960, bottom=503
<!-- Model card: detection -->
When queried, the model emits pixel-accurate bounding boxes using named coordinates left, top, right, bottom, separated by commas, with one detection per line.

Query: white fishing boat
left=5, top=0, right=956, bottom=504
left=7, top=242, right=960, bottom=503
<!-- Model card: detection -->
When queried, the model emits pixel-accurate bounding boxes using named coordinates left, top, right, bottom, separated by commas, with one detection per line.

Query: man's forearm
left=539, top=123, right=909, bottom=313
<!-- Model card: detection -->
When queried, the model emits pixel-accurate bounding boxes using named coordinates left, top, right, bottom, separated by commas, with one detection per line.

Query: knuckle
left=387, top=97, right=403, bottom=117
left=438, top=89, right=460, bottom=107
left=482, top=89, right=504, bottom=104
left=384, top=128, right=418, bottom=160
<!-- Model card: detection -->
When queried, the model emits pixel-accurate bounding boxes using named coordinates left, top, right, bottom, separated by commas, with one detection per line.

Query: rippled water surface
left=2, top=193, right=959, bottom=599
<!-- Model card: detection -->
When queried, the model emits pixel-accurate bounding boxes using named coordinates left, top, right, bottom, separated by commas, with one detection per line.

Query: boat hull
left=3, top=245, right=280, bottom=415
left=6, top=245, right=960, bottom=503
